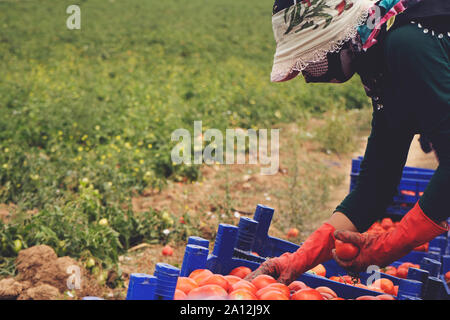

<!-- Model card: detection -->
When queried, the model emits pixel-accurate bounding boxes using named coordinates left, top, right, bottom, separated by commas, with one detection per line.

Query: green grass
left=0, top=0, right=370, bottom=278
left=315, top=106, right=372, bottom=154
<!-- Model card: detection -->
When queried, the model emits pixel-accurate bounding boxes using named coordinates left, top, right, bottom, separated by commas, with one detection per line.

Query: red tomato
left=162, top=245, right=173, bottom=256
left=367, top=285, right=384, bottom=293
left=224, top=275, right=242, bottom=288
left=259, top=290, right=289, bottom=300
left=251, top=275, right=277, bottom=290
left=356, top=295, right=379, bottom=300
left=174, top=289, right=187, bottom=300
left=340, top=275, right=357, bottom=284
left=264, top=283, right=290, bottom=297
left=291, top=288, right=324, bottom=300
left=393, top=286, right=399, bottom=296
left=372, top=278, right=395, bottom=295
left=400, top=190, right=416, bottom=197
left=377, top=294, right=396, bottom=300
left=399, top=262, right=415, bottom=269
left=176, top=277, right=199, bottom=294
left=228, top=289, right=258, bottom=300
left=256, top=286, right=287, bottom=300
left=288, top=281, right=308, bottom=293
left=354, top=283, right=369, bottom=290
left=396, top=267, right=408, bottom=279
left=189, top=269, right=212, bottom=279
left=335, top=240, right=359, bottom=261
left=329, top=276, right=342, bottom=283
left=229, top=266, right=252, bottom=279
left=413, top=244, right=426, bottom=252
left=287, top=228, right=299, bottom=238
left=309, top=264, right=326, bottom=277
left=315, top=286, right=338, bottom=299
left=231, top=280, right=258, bottom=295
left=381, top=218, right=394, bottom=230
left=320, top=293, right=335, bottom=300
left=445, top=271, right=450, bottom=282
left=187, top=284, right=228, bottom=300
left=383, top=266, right=397, bottom=277
left=189, top=269, right=214, bottom=284
left=198, top=274, right=230, bottom=292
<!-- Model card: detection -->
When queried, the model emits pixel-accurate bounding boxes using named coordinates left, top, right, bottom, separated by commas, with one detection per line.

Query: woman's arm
left=327, top=211, right=358, bottom=232
left=334, top=108, right=415, bottom=232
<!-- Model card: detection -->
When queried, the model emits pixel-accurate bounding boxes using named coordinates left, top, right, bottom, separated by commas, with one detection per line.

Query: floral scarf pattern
left=358, top=0, right=423, bottom=50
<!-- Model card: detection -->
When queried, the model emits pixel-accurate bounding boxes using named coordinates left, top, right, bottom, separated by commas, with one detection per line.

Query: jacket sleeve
left=334, top=108, right=414, bottom=232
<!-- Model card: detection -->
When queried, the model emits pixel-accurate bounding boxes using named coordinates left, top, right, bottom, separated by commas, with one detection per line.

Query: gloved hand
left=332, top=202, right=448, bottom=273
left=244, top=223, right=336, bottom=285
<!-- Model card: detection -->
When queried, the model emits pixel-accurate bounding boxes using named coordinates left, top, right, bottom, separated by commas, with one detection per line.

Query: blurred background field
left=0, top=0, right=372, bottom=296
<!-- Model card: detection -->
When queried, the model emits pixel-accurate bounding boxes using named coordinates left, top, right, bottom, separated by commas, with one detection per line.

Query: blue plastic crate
left=440, top=275, right=450, bottom=300
left=442, top=255, right=450, bottom=274
left=422, top=276, right=448, bottom=300
left=122, top=203, right=446, bottom=300
left=124, top=263, right=181, bottom=300
left=396, top=251, right=430, bottom=265
left=351, top=157, right=435, bottom=178
left=126, top=273, right=158, bottom=300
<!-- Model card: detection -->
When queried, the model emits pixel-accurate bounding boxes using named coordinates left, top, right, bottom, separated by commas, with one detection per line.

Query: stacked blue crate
left=438, top=237, right=450, bottom=299
left=125, top=263, right=181, bottom=300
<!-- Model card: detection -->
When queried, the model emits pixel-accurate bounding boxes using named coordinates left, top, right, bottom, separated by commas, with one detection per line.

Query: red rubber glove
left=244, top=223, right=336, bottom=285
left=332, top=202, right=448, bottom=273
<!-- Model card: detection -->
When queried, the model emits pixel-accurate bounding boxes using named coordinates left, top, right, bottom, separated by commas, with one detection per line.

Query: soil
left=0, top=245, right=103, bottom=300
left=17, top=284, right=62, bottom=300
left=0, top=203, right=15, bottom=223
left=405, top=135, right=439, bottom=170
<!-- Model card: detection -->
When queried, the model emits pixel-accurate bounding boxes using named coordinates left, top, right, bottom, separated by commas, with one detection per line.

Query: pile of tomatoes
left=306, top=263, right=399, bottom=296
left=367, top=218, right=428, bottom=252
left=381, top=262, right=421, bottom=279
left=174, top=266, right=395, bottom=300
left=327, top=274, right=398, bottom=296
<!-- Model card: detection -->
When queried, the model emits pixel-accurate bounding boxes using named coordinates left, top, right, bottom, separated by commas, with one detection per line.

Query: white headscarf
left=271, top=0, right=375, bottom=82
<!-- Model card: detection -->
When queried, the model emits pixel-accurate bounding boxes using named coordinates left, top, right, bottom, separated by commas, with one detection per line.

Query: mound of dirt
left=0, top=278, right=31, bottom=299
left=18, top=284, right=62, bottom=300
left=0, top=245, right=103, bottom=300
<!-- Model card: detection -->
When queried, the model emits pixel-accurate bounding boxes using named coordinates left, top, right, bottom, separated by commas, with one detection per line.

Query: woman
left=246, top=0, right=449, bottom=284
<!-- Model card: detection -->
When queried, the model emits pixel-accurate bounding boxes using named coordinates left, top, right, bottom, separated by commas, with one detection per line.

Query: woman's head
left=270, top=0, right=373, bottom=83
left=302, top=37, right=360, bottom=84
